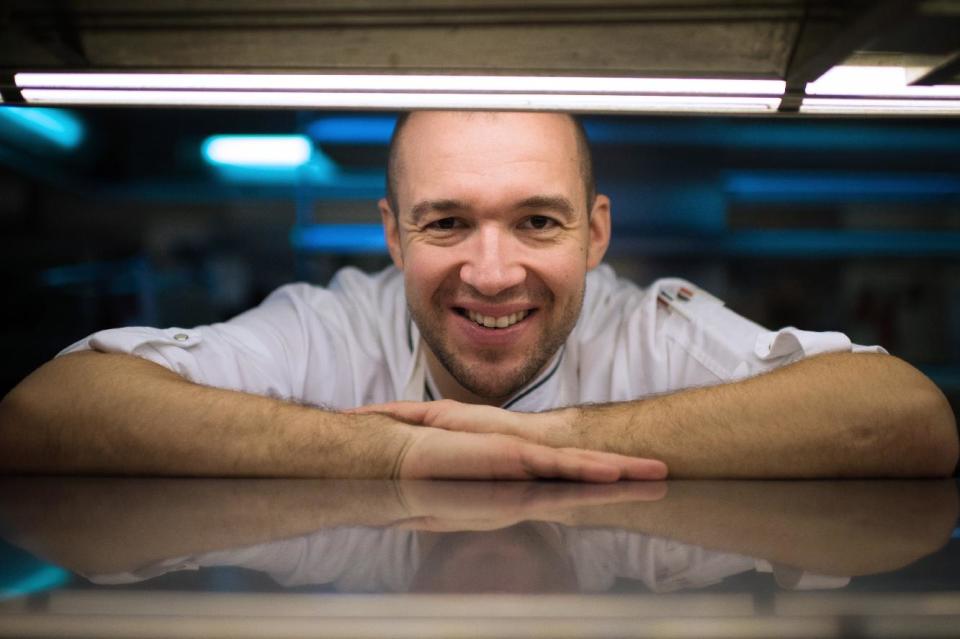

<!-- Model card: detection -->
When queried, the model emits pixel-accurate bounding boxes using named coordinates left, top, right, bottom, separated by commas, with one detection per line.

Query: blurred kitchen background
left=1, top=0, right=959, bottom=429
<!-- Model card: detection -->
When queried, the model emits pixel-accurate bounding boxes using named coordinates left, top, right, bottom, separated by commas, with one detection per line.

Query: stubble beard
left=409, top=283, right=584, bottom=401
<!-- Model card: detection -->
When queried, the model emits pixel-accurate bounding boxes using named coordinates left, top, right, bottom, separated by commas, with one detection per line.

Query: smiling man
left=383, top=112, right=607, bottom=407
left=0, top=111, right=956, bottom=479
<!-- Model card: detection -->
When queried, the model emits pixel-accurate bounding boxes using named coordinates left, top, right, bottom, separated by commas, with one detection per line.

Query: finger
left=560, top=448, right=669, bottom=481
left=519, top=445, right=622, bottom=483
left=347, top=401, right=433, bottom=424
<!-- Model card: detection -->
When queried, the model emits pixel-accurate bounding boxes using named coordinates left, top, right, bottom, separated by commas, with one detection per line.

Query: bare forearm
left=0, top=351, right=409, bottom=477
left=563, top=353, right=958, bottom=478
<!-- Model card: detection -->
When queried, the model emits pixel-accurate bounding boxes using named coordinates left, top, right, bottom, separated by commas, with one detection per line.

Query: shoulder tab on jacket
left=656, top=282, right=725, bottom=322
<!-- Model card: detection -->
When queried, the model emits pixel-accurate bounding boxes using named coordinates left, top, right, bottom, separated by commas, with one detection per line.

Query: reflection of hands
left=353, top=400, right=667, bottom=482
left=395, top=480, right=668, bottom=532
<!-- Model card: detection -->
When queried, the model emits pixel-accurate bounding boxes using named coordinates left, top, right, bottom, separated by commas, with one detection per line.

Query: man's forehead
left=395, top=111, right=582, bottom=189
left=401, top=110, right=579, bottom=149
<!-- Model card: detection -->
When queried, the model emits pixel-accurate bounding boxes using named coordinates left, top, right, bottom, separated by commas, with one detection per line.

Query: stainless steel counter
left=0, top=478, right=957, bottom=638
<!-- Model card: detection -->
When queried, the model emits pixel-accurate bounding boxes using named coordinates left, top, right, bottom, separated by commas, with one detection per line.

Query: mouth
left=454, top=307, right=536, bottom=330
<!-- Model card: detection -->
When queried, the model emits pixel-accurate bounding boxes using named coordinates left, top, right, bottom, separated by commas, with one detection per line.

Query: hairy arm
left=361, top=353, right=959, bottom=478
left=0, top=351, right=407, bottom=477
left=0, top=351, right=665, bottom=481
left=564, top=352, right=958, bottom=477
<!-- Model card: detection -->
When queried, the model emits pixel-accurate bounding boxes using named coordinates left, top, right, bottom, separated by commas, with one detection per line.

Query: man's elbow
left=888, top=358, right=958, bottom=477
left=0, top=382, right=40, bottom=472
left=917, top=388, right=958, bottom=477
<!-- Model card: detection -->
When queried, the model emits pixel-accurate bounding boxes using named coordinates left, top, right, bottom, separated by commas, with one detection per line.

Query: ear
left=379, top=198, right=404, bottom=270
left=586, top=194, right=611, bottom=270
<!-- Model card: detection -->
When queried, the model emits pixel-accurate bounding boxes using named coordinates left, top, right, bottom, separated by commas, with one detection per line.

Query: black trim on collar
left=501, top=347, right=565, bottom=410
left=406, top=314, right=413, bottom=354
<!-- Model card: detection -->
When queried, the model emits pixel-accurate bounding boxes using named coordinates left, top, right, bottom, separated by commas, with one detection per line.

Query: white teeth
left=466, top=309, right=528, bottom=329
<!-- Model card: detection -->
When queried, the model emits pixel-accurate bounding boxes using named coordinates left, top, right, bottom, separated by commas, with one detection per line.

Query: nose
left=459, top=225, right=526, bottom=297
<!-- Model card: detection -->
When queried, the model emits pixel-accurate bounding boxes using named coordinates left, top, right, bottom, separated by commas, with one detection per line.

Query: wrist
left=541, top=406, right=582, bottom=448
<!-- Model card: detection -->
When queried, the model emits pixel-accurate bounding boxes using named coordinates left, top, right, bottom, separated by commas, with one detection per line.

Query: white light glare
left=15, top=73, right=786, bottom=96
left=807, top=66, right=960, bottom=98
left=202, top=135, right=312, bottom=167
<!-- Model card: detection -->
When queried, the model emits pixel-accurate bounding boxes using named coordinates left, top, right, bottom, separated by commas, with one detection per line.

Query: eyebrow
left=515, top=195, right=577, bottom=221
left=409, top=199, right=471, bottom=225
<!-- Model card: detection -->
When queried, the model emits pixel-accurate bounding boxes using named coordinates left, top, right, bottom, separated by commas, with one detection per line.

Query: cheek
left=535, top=244, right=587, bottom=297
left=402, top=246, right=457, bottom=301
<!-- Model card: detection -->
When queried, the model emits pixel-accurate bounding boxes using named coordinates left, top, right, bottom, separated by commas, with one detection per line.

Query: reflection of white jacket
left=88, top=526, right=848, bottom=593
left=62, top=264, right=882, bottom=411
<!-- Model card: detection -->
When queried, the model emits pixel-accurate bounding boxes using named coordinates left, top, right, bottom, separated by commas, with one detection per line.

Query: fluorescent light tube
left=801, top=98, right=960, bottom=115
left=807, top=66, right=960, bottom=98
left=19, top=89, right=781, bottom=112
left=13, top=72, right=784, bottom=112
left=16, top=73, right=785, bottom=96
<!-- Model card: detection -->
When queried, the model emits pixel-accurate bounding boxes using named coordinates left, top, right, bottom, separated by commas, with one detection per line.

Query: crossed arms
left=0, top=349, right=956, bottom=479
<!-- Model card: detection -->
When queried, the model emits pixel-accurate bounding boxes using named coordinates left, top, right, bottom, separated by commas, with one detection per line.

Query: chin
left=455, top=362, right=535, bottom=401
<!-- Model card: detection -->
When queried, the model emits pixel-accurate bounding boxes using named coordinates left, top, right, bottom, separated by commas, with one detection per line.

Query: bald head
left=385, top=111, right=596, bottom=216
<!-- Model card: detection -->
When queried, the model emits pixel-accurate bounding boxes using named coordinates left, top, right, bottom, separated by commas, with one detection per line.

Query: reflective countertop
left=0, top=478, right=957, bottom=638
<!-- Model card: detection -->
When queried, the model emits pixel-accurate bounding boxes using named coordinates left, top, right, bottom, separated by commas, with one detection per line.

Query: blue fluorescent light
left=724, top=171, right=960, bottom=202
left=202, top=134, right=341, bottom=184
left=0, top=106, right=83, bottom=149
left=306, top=116, right=398, bottom=144
left=722, top=230, right=960, bottom=257
left=611, top=230, right=960, bottom=258
left=290, top=224, right=386, bottom=253
left=584, top=120, right=960, bottom=152
left=202, top=134, right=312, bottom=167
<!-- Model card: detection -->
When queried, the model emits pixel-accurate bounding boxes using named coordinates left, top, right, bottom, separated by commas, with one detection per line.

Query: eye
left=521, top=215, right=558, bottom=231
left=426, top=217, right=461, bottom=231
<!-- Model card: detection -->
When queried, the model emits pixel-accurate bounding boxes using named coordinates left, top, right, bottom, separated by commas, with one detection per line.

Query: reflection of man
left=0, top=478, right=955, bottom=596
left=82, top=521, right=782, bottom=595
left=0, top=111, right=956, bottom=479
left=9, top=478, right=948, bottom=596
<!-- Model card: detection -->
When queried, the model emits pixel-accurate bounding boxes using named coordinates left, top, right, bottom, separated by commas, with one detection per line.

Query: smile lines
left=461, top=308, right=530, bottom=329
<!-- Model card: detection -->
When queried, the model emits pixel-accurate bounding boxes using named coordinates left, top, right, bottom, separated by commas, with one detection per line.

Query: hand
left=397, top=426, right=667, bottom=482
left=353, top=399, right=566, bottom=446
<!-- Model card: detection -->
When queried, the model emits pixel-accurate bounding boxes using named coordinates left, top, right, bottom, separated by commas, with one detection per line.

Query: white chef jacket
left=61, top=264, right=883, bottom=409
left=88, top=525, right=849, bottom=593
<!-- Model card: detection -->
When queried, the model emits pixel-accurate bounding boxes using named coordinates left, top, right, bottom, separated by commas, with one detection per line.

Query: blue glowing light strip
left=290, top=224, right=386, bottom=253
left=0, top=106, right=83, bottom=149
left=307, top=116, right=398, bottom=144
left=724, top=171, right=960, bottom=202
left=609, top=230, right=960, bottom=258
left=201, top=135, right=312, bottom=167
